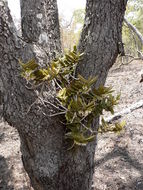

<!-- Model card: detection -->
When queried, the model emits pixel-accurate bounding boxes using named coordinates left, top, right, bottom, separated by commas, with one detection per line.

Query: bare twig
left=48, top=111, right=66, bottom=117
left=123, top=56, right=141, bottom=65
left=80, top=122, right=94, bottom=133
left=39, top=97, right=66, bottom=111
left=55, top=98, right=67, bottom=110
left=25, top=98, right=38, bottom=114
left=105, top=100, right=143, bottom=123
left=54, top=79, right=62, bottom=89
left=124, top=17, right=143, bottom=46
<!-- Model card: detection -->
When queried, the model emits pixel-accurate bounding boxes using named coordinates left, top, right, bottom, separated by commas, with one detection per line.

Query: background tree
left=0, top=0, right=127, bottom=190
left=60, top=8, right=85, bottom=51
left=60, top=0, right=143, bottom=62
left=122, top=0, right=143, bottom=56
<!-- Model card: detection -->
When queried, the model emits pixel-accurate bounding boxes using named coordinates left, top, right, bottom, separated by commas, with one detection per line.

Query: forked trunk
left=0, top=0, right=127, bottom=189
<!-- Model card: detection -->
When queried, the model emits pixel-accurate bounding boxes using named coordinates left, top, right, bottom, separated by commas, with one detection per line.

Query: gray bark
left=124, top=17, right=143, bottom=47
left=77, top=0, right=127, bottom=86
left=0, top=0, right=127, bottom=190
left=20, top=0, right=61, bottom=59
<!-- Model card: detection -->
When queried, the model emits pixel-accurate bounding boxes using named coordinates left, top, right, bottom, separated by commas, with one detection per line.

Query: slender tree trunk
left=124, top=17, right=143, bottom=46
left=0, top=0, right=127, bottom=190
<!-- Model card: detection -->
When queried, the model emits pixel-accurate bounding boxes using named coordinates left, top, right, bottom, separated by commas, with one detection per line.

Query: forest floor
left=0, top=60, right=143, bottom=190
left=93, top=60, right=143, bottom=190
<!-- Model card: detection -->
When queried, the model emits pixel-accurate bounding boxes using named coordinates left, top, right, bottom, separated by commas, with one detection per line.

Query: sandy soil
left=93, top=60, right=143, bottom=190
left=0, top=60, right=143, bottom=190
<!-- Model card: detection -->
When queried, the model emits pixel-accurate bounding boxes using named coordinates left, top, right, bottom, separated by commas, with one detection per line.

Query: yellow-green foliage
left=99, top=118, right=126, bottom=134
left=19, top=46, right=125, bottom=147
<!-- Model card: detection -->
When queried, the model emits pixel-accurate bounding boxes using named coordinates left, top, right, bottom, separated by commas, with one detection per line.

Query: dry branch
left=106, top=100, right=143, bottom=123
left=124, top=18, right=143, bottom=46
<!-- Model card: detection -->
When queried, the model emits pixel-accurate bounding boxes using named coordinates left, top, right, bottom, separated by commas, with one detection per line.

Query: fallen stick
left=106, top=100, right=143, bottom=123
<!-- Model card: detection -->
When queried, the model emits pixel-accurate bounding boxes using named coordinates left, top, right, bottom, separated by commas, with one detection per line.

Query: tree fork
left=0, top=0, right=127, bottom=190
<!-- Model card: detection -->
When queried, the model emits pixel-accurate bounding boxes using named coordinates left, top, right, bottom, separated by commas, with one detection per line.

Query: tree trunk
left=20, top=0, right=61, bottom=59
left=0, top=0, right=127, bottom=190
left=77, top=0, right=127, bottom=85
left=124, top=17, right=143, bottom=47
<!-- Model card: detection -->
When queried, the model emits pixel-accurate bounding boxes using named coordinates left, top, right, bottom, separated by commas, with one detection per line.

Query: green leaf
left=73, top=45, right=77, bottom=52
left=57, top=88, right=67, bottom=102
left=65, top=132, right=95, bottom=146
left=19, top=59, right=38, bottom=71
left=19, top=46, right=123, bottom=149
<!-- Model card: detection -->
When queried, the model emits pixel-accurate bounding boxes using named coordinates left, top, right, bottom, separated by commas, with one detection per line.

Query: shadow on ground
left=94, top=144, right=143, bottom=190
left=93, top=61, right=143, bottom=190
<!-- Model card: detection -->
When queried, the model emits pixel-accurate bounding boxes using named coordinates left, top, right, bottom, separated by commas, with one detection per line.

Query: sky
left=7, top=0, right=86, bottom=23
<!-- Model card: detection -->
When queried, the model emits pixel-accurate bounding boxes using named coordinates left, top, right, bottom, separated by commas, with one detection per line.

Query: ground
left=0, top=60, right=143, bottom=190
left=93, top=60, right=143, bottom=190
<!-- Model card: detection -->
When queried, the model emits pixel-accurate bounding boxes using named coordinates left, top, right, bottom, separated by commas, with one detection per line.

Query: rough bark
left=0, top=1, right=63, bottom=190
left=0, top=0, right=127, bottom=190
left=20, top=0, right=61, bottom=60
left=77, top=0, right=127, bottom=86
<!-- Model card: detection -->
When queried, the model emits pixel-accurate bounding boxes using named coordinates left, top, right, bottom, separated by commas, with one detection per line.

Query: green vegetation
left=123, top=0, right=143, bottom=55
left=19, top=46, right=125, bottom=148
